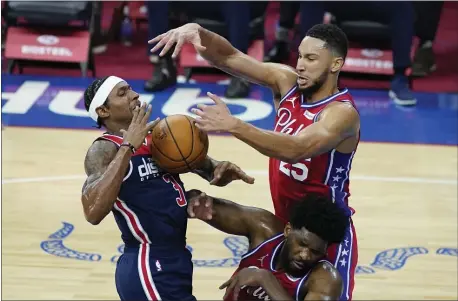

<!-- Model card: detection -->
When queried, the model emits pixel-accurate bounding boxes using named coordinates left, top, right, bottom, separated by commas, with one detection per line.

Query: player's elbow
left=83, top=205, right=105, bottom=226
left=85, top=212, right=102, bottom=225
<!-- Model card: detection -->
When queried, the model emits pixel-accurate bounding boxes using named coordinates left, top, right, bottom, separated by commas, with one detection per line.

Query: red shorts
left=326, top=220, right=358, bottom=301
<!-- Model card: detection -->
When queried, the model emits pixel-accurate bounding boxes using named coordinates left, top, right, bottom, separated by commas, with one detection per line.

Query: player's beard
left=298, top=69, right=329, bottom=99
left=280, top=239, right=303, bottom=277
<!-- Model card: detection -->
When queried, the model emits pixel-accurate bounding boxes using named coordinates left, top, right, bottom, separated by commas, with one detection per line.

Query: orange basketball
left=150, top=114, right=209, bottom=174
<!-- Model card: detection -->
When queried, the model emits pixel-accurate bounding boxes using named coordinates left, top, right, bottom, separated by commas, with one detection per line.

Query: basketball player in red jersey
left=186, top=190, right=349, bottom=301
left=81, top=76, right=254, bottom=301
left=150, top=23, right=360, bottom=300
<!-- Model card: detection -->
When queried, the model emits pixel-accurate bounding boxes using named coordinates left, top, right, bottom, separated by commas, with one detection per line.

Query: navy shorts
left=115, top=244, right=196, bottom=301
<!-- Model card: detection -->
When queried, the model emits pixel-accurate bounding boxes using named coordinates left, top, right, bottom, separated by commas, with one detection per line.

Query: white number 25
left=279, top=159, right=310, bottom=181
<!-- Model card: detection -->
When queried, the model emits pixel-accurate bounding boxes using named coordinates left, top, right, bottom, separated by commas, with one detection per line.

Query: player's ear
left=331, top=56, right=344, bottom=73
left=96, top=105, right=110, bottom=119
left=284, top=223, right=292, bottom=238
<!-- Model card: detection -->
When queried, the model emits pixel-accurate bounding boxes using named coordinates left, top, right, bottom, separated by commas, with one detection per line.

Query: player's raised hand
left=121, top=103, right=160, bottom=149
left=210, top=161, right=255, bottom=187
left=219, top=268, right=265, bottom=301
left=148, top=23, right=206, bottom=59
left=192, top=92, right=239, bottom=133
left=186, top=191, right=214, bottom=220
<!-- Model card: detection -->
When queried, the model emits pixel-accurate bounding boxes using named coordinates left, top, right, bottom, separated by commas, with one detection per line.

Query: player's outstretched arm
left=186, top=190, right=284, bottom=249
left=148, top=23, right=297, bottom=98
left=194, top=96, right=360, bottom=163
left=192, top=156, right=255, bottom=187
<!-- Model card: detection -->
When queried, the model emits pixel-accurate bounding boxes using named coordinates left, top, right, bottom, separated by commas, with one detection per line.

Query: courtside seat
left=3, top=1, right=96, bottom=77
left=175, top=2, right=268, bottom=81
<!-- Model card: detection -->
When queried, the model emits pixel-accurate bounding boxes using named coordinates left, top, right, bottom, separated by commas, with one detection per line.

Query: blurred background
left=1, top=1, right=457, bottom=98
left=1, top=1, right=457, bottom=300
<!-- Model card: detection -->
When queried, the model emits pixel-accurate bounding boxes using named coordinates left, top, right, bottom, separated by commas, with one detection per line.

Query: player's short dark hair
left=306, top=23, right=348, bottom=60
left=289, top=193, right=349, bottom=243
left=84, top=76, right=109, bottom=129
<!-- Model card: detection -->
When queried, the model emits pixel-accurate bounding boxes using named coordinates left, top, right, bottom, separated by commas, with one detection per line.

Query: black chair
left=170, top=1, right=268, bottom=80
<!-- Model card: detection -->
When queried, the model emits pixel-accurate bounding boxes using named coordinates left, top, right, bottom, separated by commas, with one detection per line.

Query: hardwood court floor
left=2, top=127, right=457, bottom=300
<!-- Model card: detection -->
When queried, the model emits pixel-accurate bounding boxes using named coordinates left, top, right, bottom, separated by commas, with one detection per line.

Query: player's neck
left=105, top=121, right=130, bottom=137
left=302, top=81, right=339, bottom=104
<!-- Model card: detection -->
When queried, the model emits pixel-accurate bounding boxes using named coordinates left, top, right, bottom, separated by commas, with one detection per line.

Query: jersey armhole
left=295, top=269, right=312, bottom=301
left=240, top=232, right=283, bottom=260
left=94, top=136, right=121, bottom=148
left=278, top=85, right=298, bottom=105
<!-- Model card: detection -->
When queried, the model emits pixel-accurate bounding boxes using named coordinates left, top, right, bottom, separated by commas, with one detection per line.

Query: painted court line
left=2, top=171, right=456, bottom=185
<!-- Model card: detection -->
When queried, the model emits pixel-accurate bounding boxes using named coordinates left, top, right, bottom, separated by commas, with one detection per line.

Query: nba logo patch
left=155, top=260, right=162, bottom=272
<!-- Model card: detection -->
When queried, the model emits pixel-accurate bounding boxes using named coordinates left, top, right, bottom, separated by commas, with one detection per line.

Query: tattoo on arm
left=82, top=140, right=118, bottom=195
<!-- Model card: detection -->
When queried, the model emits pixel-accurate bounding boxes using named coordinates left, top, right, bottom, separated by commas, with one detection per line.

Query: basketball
left=150, top=114, right=209, bottom=174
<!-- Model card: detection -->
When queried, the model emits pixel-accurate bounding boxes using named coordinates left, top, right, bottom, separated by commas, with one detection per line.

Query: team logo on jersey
left=257, top=254, right=268, bottom=267
left=275, top=107, right=305, bottom=136
left=284, top=96, right=297, bottom=108
left=138, top=157, right=160, bottom=181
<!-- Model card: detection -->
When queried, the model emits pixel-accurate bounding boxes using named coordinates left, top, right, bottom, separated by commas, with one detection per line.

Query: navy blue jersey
left=95, top=133, right=189, bottom=251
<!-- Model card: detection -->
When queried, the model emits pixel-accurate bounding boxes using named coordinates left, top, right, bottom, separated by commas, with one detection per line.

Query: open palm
left=148, top=23, right=206, bottom=59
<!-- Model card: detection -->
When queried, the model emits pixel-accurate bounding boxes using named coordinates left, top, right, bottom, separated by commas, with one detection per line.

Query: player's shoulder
left=318, top=98, right=359, bottom=124
left=247, top=208, right=285, bottom=251
left=84, top=139, right=118, bottom=174
left=298, top=260, right=343, bottom=300
left=256, top=209, right=285, bottom=238
left=309, top=260, right=342, bottom=286
left=86, top=137, right=118, bottom=156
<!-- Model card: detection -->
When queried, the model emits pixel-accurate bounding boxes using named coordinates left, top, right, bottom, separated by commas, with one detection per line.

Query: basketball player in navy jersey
left=150, top=23, right=360, bottom=300
left=81, top=76, right=254, bottom=301
left=186, top=190, right=349, bottom=301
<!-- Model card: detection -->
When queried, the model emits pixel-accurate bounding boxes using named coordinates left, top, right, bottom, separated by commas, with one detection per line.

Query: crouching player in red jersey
left=187, top=191, right=349, bottom=301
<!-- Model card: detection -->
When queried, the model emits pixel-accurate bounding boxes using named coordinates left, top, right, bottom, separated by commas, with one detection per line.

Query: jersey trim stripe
left=101, top=134, right=123, bottom=145
left=270, top=240, right=285, bottom=271
left=98, top=136, right=121, bottom=147
left=324, top=149, right=336, bottom=185
left=241, top=233, right=283, bottom=259
left=300, top=88, right=349, bottom=108
left=123, top=161, right=133, bottom=182
left=333, top=220, right=355, bottom=300
left=294, top=259, right=333, bottom=301
left=345, top=225, right=355, bottom=300
left=279, top=85, right=298, bottom=105
left=295, top=270, right=311, bottom=301
left=340, top=151, right=355, bottom=192
left=114, top=199, right=161, bottom=301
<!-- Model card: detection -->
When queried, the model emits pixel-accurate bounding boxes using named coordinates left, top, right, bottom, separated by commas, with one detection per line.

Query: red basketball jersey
left=269, top=86, right=359, bottom=222
left=224, top=233, right=331, bottom=301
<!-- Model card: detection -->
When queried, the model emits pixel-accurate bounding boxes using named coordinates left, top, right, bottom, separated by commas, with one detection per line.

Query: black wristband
left=120, top=142, right=136, bottom=154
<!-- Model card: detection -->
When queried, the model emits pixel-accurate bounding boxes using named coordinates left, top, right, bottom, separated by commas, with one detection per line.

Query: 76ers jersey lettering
left=269, top=86, right=358, bottom=222
left=95, top=133, right=189, bottom=250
